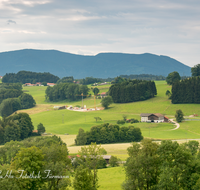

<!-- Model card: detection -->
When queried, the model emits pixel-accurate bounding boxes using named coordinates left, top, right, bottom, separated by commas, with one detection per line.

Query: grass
left=69, top=167, right=125, bottom=190
left=21, top=81, right=200, bottom=140
left=68, top=166, right=125, bottom=190
left=97, top=166, right=125, bottom=190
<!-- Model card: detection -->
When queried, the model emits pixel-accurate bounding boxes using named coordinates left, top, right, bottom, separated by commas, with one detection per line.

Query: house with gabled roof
left=140, top=113, right=165, bottom=123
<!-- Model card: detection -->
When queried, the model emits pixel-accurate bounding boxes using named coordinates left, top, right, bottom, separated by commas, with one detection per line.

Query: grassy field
left=21, top=81, right=200, bottom=141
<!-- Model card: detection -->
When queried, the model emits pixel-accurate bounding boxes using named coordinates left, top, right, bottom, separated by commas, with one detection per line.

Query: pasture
left=22, top=81, right=200, bottom=141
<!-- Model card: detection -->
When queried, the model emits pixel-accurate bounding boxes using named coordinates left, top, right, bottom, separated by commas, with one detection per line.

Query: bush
left=117, top=120, right=125, bottom=125
left=109, top=156, right=120, bottom=167
left=97, top=158, right=107, bottom=169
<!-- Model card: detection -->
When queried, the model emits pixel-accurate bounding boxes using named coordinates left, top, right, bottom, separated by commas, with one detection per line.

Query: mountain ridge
left=0, top=49, right=191, bottom=78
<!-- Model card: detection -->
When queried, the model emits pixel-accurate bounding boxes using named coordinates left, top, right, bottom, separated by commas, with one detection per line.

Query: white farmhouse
left=140, top=113, right=164, bottom=123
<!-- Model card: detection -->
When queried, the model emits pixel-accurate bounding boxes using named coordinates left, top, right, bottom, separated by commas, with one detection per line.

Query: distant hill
left=0, top=49, right=191, bottom=78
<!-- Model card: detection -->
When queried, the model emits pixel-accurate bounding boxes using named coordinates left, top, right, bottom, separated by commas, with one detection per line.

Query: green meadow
left=22, top=81, right=200, bottom=140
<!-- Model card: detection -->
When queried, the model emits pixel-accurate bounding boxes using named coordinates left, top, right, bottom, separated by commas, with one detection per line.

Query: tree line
left=2, top=71, right=60, bottom=83
left=45, top=82, right=89, bottom=102
left=123, top=139, right=200, bottom=190
left=109, top=79, right=157, bottom=103
left=75, top=123, right=143, bottom=145
left=171, top=76, right=200, bottom=104
left=120, top=74, right=166, bottom=81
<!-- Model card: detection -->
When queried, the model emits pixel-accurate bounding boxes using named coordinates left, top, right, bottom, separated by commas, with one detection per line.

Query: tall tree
left=191, top=64, right=200, bottom=77
left=122, top=139, right=160, bottom=190
left=175, top=109, right=184, bottom=123
left=93, top=87, right=99, bottom=95
left=78, top=143, right=105, bottom=190
left=166, top=71, right=181, bottom=85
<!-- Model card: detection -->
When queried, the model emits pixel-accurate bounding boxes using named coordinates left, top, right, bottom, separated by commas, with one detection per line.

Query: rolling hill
left=0, top=49, right=191, bottom=78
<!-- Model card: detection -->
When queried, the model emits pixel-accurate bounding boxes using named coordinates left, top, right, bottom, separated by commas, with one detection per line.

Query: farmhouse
left=100, top=92, right=107, bottom=98
left=140, top=113, right=165, bottom=123
left=47, top=83, right=56, bottom=86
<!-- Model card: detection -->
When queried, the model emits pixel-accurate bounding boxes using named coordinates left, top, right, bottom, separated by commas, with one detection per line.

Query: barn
left=140, top=113, right=165, bottom=123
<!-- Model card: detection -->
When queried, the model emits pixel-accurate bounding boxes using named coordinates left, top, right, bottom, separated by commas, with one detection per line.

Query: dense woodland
left=0, top=83, right=36, bottom=116
left=0, top=113, right=35, bottom=145
left=109, top=79, right=157, bottom=103
left=171, top=77, right=200, bottom=104
left=75, top=123, right=143, bottom=145
left=2, top=71, right=60, bottom=83
left=45, top=83, right=89, bottom=101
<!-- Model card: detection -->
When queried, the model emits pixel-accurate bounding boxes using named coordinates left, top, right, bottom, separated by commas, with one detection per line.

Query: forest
left=171, top=76, right=200, bottom=104
left=75, top=123, right=143, bottom=145
left=2, top=71, right=60, bottom=84
left=109, top=79, right=157, bottom=103
left=45, top=82, right=89, bottom=102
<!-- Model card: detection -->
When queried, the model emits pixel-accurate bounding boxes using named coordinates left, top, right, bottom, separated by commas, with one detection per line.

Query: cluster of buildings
left=23, top=82, right=56, bottom=86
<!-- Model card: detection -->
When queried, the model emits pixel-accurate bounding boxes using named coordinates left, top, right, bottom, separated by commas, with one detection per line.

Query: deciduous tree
left=175, top=109, right=184, bottom=122
left=166, top=71, right=181, bottom=85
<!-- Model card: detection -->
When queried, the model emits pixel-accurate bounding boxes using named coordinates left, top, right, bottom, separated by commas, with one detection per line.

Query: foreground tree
left=101, top=96, right=113, bottom=109
left=122, top=139, right=160, bottom=190
left=11, top=146, right=45, bottom=190
left=77, top=143, right=105, bottom=190
left=166, top=71, right=181, bottom=85
left=73, top=165, right=93, bottom=190
left=175, top=109, right=184, bottom=122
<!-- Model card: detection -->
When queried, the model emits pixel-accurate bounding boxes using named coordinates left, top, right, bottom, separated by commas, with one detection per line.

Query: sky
left=0, top=0, right=200, bottom=67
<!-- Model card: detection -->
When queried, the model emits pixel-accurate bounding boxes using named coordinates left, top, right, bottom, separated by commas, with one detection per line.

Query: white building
left=140, top=113, right=164, bottom=123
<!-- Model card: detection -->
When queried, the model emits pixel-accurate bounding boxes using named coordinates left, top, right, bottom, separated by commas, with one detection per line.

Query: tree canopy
left=75, top=123, right=143, bottom=145
left=171, top=76, right=200, bottom=104
left=166, top=71, right=181, bottom=85
left=123, top=139, right=200, bottom=190
left=109, top=79, right=157, bottom=103
left=2, top=71, right=59, bottom=83
left=191, top=64, right=200, bottom=77
left=45, top=83, right=89, bottom=102
left=101, top=96, right=113, bottom=109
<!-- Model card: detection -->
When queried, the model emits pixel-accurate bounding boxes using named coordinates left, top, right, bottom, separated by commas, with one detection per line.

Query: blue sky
left=0, top=0, right=200, bottom=67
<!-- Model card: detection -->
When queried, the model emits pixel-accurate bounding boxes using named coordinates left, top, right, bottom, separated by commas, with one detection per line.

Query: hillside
left=0, top=49, right=191, bottom=78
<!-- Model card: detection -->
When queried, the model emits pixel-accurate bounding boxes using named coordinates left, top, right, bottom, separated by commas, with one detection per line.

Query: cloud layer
left=0, top=0, right=200, bottom=67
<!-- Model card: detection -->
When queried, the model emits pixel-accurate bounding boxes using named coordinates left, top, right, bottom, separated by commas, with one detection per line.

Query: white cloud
left=0, top=0, right=200, bottom=67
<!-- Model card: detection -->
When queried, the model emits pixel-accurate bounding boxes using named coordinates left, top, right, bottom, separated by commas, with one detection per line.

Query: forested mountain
left=0, top=49, right=191, bottom=78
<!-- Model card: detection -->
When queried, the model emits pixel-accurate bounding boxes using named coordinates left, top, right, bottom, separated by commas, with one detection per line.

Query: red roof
left=47, top=83, right=55, bottom=86
left=32, top=130, right=38, bottom=133
left=101, top=92, right=106, bottom=95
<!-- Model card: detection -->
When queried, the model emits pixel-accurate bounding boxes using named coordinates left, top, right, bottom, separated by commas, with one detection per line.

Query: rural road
left=169, top=119, right=180, bottom=130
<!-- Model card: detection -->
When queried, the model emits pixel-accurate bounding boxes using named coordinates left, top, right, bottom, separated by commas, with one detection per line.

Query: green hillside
left=22, top=81, right=200, bottom=140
